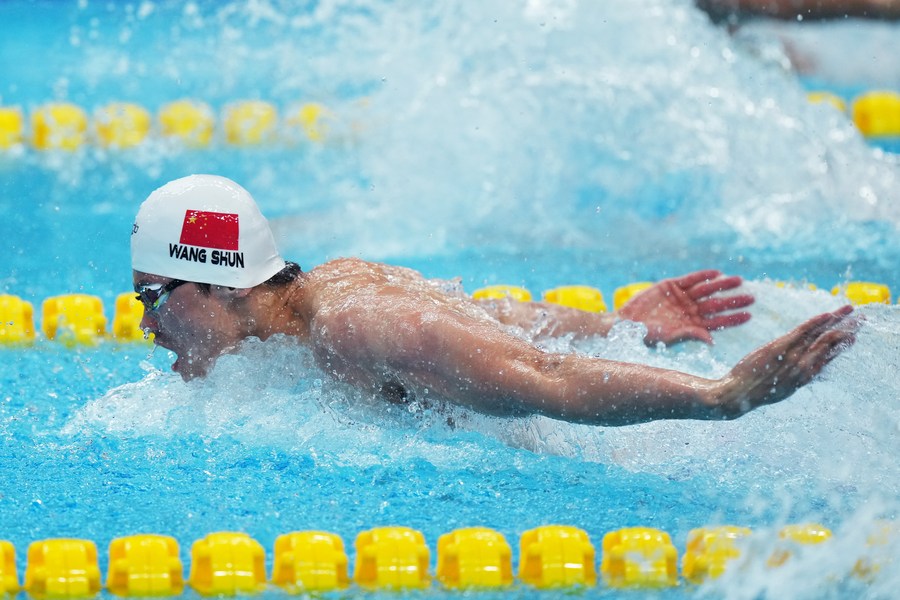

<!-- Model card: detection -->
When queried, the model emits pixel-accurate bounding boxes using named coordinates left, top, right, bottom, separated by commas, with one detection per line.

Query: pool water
left=1, top=1, right=900, bottom=598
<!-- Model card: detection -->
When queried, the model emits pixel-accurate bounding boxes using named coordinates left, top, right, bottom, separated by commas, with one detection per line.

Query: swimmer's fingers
left=671, top=269, right=723, bottom=292
left=697, top=293, right=755, bottom=316
left=701, top=311, right=753, bottom=332
left=805, top=306, right=857, bottom=347
left=776, top=306, right=857, bottom=372
left=827, top=303, right=855, bottom=321
left=794, top=305, right=856, bottom=344
left=686, top=274, right=745, bottom=300
left=772, top=330, right=856, bottom=401
left=663, top=307, right=752, bottom=344
left=675, top=326, right=714, bottom=345
left=716, top=306, right=857, bottom=416
left=802, top=328, right=857, bottom=374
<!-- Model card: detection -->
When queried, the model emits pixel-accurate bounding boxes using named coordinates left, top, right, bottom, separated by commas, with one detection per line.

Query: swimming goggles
left=135, top=279, right=190, bottom=313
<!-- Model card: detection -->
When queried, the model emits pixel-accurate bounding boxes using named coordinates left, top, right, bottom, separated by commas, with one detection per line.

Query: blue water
left=2, top=1, right=900, bottom=598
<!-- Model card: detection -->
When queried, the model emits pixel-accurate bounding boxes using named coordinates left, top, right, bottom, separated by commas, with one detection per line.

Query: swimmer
left=697, top=0, right=900, bottom=22
left=131, top=175, right=857, bottom=426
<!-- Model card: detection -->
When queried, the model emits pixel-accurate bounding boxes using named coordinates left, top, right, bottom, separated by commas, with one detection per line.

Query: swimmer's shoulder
left=310, top=257, right=424, bottom=283
left=301, top=259, right=412, bottom=309
left=304, top=257, right=376, bottom=284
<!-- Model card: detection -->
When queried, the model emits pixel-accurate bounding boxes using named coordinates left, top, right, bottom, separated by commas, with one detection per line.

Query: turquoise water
left=2, top=1, right=900, bottom=598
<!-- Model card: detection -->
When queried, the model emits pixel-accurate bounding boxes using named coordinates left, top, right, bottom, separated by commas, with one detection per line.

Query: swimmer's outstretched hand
left=711, top=305, right=858, bottom=418
left=617, top=269, right=754, bottom=345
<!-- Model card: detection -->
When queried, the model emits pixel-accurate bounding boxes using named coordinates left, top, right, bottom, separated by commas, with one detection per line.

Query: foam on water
left=234, top=0, right=900, bottom=264
left=66, top=282, right=897, bottom=494
left=3, top=0, right=898, bottom=267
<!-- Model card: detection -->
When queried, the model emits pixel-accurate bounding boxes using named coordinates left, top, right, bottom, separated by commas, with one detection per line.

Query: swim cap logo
left=168, top=209, right=246, bottom=269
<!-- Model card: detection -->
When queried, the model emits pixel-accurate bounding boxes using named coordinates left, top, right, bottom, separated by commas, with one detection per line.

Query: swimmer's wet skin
left=131, top=175, right=858, bottom=426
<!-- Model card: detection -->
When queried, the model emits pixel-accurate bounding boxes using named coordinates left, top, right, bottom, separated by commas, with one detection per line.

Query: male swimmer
left=697, top=0, right=900, bottom=22
left=131, top=175, right=857, bottom=426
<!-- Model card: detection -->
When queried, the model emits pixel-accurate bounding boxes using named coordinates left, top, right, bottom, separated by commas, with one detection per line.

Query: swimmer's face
left=133, top=270, right=248, bottom=381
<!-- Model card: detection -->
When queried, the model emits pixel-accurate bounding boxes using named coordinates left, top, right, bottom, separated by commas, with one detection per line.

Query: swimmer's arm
left=475, top=298, right=619, bottom=339
left=476, top=270, right=754, bottom=346
left=403, top=306, right=855, bottom=425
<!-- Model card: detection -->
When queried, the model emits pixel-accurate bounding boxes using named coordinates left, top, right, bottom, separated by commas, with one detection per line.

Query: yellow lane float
left=768, top=523, right=833, bottom=568
left=0, top=294, right=35, bottom=344
left=285, top=102, right=333, bottom=143
left=188, top=532, right=266, bottom=596
left=32, top=103, right=88, bottom=151
left=807, top=91, right=847, bottom=113
left=852, top=91, right=900, bottom=137
left=519, top=525, right=596, bottom=589
left=682, top=526, right=752, bottom=583
left=832, top=281, right=892, bottom=305
left=613, top=281, right=653, bottom=310
left=223, top=100, right=278, bottom=146
left=543, top=285, right=607, bottom=312
left=41, top=294, right=107, bottom=345
left=159, top=100, right=214, bottom=147
left=354, top=527, right=430, bottom=590
left=94, top=102, right=151, bottom=148
left=272, top=531, right=349, bottom=593
left=25, top=539, right=102, bottom=598
left=601, top=527, right=678, bottom=588
left=437, top=527, right=513, bottom=589
left=471, top=285, right=532, bottom=302
left=107, top=535, right=184, bottom=597
left=0, top=541, right=18, bottom=596
left=0, top=107, right=24, bottom=148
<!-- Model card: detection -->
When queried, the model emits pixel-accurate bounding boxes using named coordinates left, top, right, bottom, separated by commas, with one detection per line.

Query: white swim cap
left=131, top=174, right=286, bottom=287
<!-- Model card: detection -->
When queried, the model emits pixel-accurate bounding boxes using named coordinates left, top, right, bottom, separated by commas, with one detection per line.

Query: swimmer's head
left=131, top=174, right=286, bottom=288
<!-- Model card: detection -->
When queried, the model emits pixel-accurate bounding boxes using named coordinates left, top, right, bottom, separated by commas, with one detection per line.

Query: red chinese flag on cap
left=180, top=210, right=240, bottom=250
